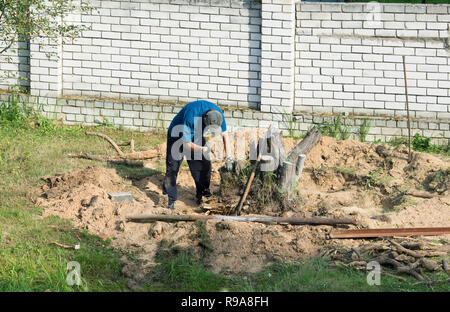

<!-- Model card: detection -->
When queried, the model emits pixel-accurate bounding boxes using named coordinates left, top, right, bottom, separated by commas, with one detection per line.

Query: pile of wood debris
left=322, top=238, right=450, bottom=287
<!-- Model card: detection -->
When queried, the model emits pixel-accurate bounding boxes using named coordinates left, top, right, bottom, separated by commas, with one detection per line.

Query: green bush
left=0, top=95, right=33, bottom=126
left=412, top=133, right=449, bottom=155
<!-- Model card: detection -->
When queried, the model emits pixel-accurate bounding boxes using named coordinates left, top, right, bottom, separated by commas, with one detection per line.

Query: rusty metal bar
left=330, top=227, right=450, bottom=239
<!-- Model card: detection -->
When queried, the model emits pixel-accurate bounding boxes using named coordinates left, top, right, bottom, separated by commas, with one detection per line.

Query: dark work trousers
left=162, top=135, right=211, bottom=203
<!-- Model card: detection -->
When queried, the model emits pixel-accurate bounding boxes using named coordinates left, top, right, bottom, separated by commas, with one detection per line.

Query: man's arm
left=184, top=142, right=207, bottom=153
left=222, top=131, right=232, bottom=159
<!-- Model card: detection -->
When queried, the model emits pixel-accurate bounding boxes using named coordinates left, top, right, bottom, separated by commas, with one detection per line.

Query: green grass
left=318, top=114, right=353, bottom=141
left=0, top=97, right=448, bottom=292
left=359, top=120, right=371, bottom=143
left=143, top=250, right=449, bottom=292
left=0, top=97, right=165, bottom=291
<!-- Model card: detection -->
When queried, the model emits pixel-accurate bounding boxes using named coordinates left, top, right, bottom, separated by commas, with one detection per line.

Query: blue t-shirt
left=168, top=100, right=227, bottom=144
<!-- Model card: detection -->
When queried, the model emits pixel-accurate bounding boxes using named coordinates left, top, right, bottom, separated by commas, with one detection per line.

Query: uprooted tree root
left=324, top=238, right=450, bottom=284
left=423, top=169, right=449, bottom=195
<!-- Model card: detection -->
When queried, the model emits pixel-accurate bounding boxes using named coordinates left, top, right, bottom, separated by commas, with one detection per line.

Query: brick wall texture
left=0, top=1, right=449, bottom=144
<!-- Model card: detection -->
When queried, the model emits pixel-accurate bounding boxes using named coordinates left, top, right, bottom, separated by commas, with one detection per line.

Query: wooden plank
left=330, top=227, right=450, bottom=239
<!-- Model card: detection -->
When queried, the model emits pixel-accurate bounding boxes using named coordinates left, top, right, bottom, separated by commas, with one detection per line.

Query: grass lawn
left=0, top=96, right=448, bottom=292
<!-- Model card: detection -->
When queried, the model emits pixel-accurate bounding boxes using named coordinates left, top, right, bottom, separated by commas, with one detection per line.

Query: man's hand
left=224, top=156, right=234, bottom=171
left=201, top=145, right=211, bottom=154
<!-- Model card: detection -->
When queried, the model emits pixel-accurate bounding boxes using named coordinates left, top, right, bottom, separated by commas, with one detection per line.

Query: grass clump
left=359, top=119, right=371, bottom=143
left=363, top=169, right=392, bottom=189
left=318, top=114, right=352, bottom=141
left=389, top=133, right=449, bottom=157
left=412, top=133, right=449, bottom=155
left=0, top=95, right=34, bottom=126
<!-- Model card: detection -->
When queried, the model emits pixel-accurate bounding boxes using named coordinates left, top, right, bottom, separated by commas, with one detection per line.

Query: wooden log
left=278, top=155, right=306, bottom=195
left=390, top=240, right=423, bottom=258
left=279, top=160, right=296, bottom=194
left=125, top=213, right=356, bottom=226
left=286, top=126, right=321, bottom=163
left=442, top=258, right=449, bottom=273
left=421, top=258, right=440, bottom=271
left=376, top=255, right=424, bottom=281
left=295, top=154, right=306, bottom=177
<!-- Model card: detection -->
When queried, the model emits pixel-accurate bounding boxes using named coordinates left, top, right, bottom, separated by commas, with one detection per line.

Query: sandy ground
left=37, top=133, right=450, bottom=287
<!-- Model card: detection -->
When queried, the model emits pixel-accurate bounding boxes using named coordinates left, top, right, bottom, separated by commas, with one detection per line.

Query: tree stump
left=219, top=126, right=322, bottom=213
left=256, top=126, right=322, bottom=199
left=279, top=126, right=321, bottom=196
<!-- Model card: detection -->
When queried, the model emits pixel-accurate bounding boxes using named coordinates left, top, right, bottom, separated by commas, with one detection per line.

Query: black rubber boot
left=203, top=189, right=212, bottom=198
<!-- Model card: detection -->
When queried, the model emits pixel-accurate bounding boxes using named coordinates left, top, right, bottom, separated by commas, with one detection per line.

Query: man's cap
left=204, top=110, right=223, bottom=127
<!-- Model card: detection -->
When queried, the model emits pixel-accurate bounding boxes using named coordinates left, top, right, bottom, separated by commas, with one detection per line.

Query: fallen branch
left=84, top=132, right=159, bottom=160
left=390, top=240, right=423, bottom=258
left=406, top=190, right=439, bottom=199
left=86, top=131, right=125, bottom=157
left=126, top=213, right=356, bottom=226
left=47, top=225, right=82, bottom=241
left=376, top=255, right=424, bottom=281
left=390, top=240, right=447, bottom=258
left=329, top=239, right=449, bottom=282
left=381, top=271, right=407, bottom=281
left=68, top=153, right=144, bottom=167
left=50, top=242, right=80, bottom=250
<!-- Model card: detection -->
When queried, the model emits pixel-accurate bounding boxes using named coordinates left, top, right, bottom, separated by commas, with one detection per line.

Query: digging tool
left=233, top=125, right=272, bottom=216
left=125, top=213, right=356, bottom=226
left=402, top=55, right=412, bottom=163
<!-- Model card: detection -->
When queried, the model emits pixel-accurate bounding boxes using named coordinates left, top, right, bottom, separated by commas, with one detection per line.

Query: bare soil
left=38, top=134, right=450, bottom=287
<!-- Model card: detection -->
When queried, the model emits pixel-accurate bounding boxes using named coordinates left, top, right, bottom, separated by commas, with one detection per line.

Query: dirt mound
left=38, top=166, right=332, bottom=285
left=38, top=135, right=450, bottom=288
left=204, top=220, right=329, bottom=274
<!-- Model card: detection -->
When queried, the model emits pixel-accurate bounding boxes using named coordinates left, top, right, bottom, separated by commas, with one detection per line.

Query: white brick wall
left=62, top=0, right=262, bottom=109
left=0, top=0, right=448, bottom=143
left=0, top=40, right=30, bottom=91
left=295, top=2, right=450, bottom=120
left=260, top=0, right=295, bottom=115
